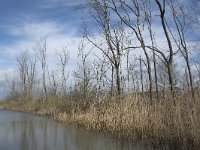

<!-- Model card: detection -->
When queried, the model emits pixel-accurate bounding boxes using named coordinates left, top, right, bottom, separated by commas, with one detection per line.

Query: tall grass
left=63, top=94, right=199, bottom=147
left=1, top=93, right=199, bottom=148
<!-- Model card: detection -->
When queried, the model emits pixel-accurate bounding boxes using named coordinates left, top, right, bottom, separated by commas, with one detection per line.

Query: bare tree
left=10, top=77, right=17, bottom=99
left=128, top=57, right=138, bottom=92
left=6, top=74, right=19, bottom=101
left=73, top=42, right=92, bottom=101
left=27, top=54, right=37, bottom=99
left=143, top=0, right=159, bottom=99
left=167, top=0, right=195, bottom=98
left=147, top=0, right=177, bottom=96
left=16, top=50, right=37, bottom=100
left=57, top=46, right=70, bottom=96
left=86, top=0, right=129, bottom=97
left=126, top=49, right=131, bottom=93
left=92, top=56, right=109, bottom=98
left=16, top=50, right=29, bottom=97
left=49, top=71, right=58, bottom=97
left=111, top=0, right=154, bottom=101
left=139, top=56, right=144, bottom=97
left=34, top=39, right=48, bottom=100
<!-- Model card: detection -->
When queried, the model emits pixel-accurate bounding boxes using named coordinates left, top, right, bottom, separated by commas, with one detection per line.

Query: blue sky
left=0, top=0, right=85, bottom=43
left=0, top=0, right=89, bottom=98
left=0, top=0, right=200, bottom=99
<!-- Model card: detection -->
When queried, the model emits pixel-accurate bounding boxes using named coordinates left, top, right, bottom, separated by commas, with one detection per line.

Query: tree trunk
left=186, top=59, right=195, bottom=99
left=116, top=64, right=122, bottom=97
left=153, top=48, right=159, bottom=99
left=167, top=62, right=174, bottom=96
left=140, top=56, right=144, bottom=97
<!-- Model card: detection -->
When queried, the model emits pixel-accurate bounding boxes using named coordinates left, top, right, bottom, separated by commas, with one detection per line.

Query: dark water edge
left=0, top=109, right=196, bottom=150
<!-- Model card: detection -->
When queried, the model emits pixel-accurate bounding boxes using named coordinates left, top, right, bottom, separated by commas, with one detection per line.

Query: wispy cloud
left=0, top=0, right=199, bottom=99
left=8, top=20, right=66, bottom=39
left=0, top=35, right=83, bottom=99
left=0, top=0, right=86, bottom=98
left=1, top=19, right=82, bottom=68
left=39, top=0, right=85, bottom=9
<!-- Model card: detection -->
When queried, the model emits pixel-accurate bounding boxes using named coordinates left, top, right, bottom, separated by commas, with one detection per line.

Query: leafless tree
left=128, top=57, right=138, bottom=92
left=57, top=46, right=70, bottom=96
left=143, top=0, right=159, bottom=99
left=6, top=74, right=19, bottom=101
left=167, top=0, right=195, bottom=98
left=146, top=0, right=177, bottom=96
left=92, top=56, right=109, bottom=98
left=86, top=0, right=129, bottom=97
left=34, top=39, right=48, bottom=100
left=110, top=0, right=154, bottom=101
left=16, top=50, right=29, bottom=96
left=49, top=71, right=58, bottom=97
left=73, top=42, right=92, bottom=101
left=16, top=50, right=37, bottom=100
left=126, top=49, right=131, bottom=93
left=27, top=54, right=37, bottom=99
left=139, top=56, right=144, bottom=97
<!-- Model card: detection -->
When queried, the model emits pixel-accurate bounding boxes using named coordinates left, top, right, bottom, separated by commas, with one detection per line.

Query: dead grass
left=1, top=94, right=199, bottom=148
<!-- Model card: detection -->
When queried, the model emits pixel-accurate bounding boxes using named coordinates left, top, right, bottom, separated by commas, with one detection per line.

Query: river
left=0, top=109, right=179, bottom=150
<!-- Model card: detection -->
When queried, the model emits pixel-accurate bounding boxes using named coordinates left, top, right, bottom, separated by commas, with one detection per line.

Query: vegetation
left=1, top=94, right=199, bottom=148
left=1, top=0, right=200, bottom=149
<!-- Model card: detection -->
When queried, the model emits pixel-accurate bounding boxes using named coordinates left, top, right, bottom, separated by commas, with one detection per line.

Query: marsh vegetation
left=1, top=0, right=200, bottom=149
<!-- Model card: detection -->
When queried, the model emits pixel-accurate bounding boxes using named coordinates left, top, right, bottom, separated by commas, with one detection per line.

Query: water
left=0, top=110, right=173, bottom=150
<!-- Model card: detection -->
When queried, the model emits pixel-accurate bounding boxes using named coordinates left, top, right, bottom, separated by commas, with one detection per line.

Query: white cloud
left=1, top=2, right=199, bottom=99
left=0, top=37, right=82, bottom=99
left=0, top=18, right=85, bottom=98
left=2, top=17, right=82, bottom=64
left=1, top=30, right=82, bottom=76
left=39, top=0, right=85, bottom=9
left=0, top=68, right=15, bottom=82
left=9, top=21, right=66, bottom=40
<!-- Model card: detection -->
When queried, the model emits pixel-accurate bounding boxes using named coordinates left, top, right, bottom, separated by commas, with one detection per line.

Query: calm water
left=0, top=110, right=176, bottom=150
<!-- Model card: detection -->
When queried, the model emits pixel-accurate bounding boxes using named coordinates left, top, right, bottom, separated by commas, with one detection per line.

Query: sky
left=0, top=0, right=200, bottom=99
left=0, top=0, right=89, bottom=98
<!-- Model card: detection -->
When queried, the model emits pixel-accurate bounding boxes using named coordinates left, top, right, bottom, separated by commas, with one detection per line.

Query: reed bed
left=1, top=94, right=199, bottom=148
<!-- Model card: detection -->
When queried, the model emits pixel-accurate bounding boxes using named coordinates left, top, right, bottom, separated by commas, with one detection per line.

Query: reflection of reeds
left=1, top=94, right=199, bottom=148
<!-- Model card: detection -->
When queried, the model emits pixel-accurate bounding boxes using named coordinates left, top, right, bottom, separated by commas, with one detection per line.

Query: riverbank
left=0, top=95, right=199, bottom=149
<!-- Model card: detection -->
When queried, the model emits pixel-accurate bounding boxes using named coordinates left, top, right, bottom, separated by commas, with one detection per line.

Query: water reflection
left=0, top=110, right=172, bottom=150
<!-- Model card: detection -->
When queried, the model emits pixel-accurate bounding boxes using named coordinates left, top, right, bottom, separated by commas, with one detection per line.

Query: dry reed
left=1, top=93, right=199, bottom=148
